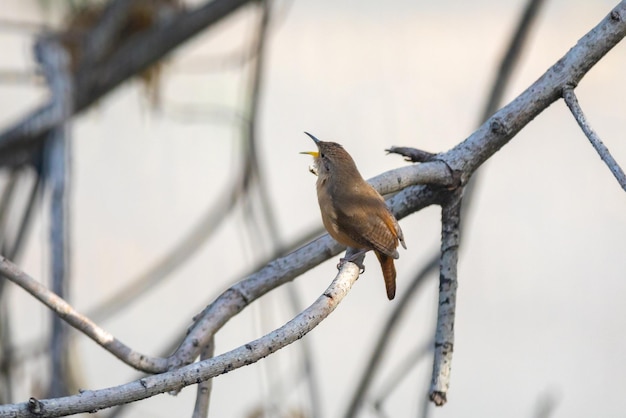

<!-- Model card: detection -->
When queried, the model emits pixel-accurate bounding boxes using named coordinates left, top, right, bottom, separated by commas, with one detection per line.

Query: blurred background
left=0, top=0, right=625, bottom=417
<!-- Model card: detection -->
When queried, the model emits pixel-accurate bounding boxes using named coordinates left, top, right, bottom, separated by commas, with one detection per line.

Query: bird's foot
left=338, top=249, right=367, bottom=274
left=338, top=259, right=365, bottom=274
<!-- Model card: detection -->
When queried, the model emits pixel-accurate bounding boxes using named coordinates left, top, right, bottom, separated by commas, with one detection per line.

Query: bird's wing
left=334, top=192, right=401, bottom=258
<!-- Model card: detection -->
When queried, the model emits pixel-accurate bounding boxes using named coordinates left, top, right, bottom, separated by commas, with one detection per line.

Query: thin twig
left=562, top=88, right=626, bottom=192
left=191, top=337, right=215, bottom=418
left=0, top=170, right=40, bottom=404
left=0, top=255, right=168, bottom=373
left=0, top=304, right=12, bottom=404
left=429, top=190, right=462, bottom=406
left=0, top=170, right=18, bottom=254
left=5, top=168, right=42, bottom=262
left=385, top=147, right=437, bottom=163
left=0, top=261, right=362, bottom=418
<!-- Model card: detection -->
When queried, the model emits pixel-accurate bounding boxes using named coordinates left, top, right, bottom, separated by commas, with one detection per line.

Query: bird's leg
left=338, top=248, right=367, bottom=274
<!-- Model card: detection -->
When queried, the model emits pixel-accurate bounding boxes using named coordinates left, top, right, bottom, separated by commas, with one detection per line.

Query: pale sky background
left=1, top=0, right=625, bottom=417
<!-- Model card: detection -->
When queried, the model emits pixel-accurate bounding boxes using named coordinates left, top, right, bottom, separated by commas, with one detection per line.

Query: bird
left=301, top=132, right=406, bottom=300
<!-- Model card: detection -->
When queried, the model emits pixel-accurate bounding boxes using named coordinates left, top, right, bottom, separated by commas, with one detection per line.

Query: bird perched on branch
left=301, top=132, right=406, bottom=300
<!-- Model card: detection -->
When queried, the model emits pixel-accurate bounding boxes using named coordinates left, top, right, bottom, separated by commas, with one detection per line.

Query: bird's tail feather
left=375, top=251, right=396, bottom=300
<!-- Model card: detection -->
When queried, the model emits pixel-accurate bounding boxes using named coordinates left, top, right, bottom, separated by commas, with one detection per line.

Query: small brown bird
left=301, top=132, right=406, bottom=300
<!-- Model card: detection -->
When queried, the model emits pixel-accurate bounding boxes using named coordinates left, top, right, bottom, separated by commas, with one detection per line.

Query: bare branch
left=191, top=338, right=215, bottom=418
left=0, top=255, right=167, bottom=373
left=369, top=162, right=456, bottom=193
left=169, top=184, right=443, bottom=370
left=562, top=88, right=626, bottom=192
left=443, top=2, right=626, bottom=179
left=0, top=179, right=442, bottom=380
left=429, top=190, right=462, bottom=406
left=0, top=262, right=362, bottom=418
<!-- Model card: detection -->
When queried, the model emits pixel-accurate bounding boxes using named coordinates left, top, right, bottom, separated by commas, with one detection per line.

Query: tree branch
left=168, top=183, right=443, bottom=369
left=443, top=1, right=626, bottom=179
left=429, top=190, right=462, bottom=406
left=37, top=36, right=74, bottom=398
left=0, top=255, right=168, bottom=373
left=0, top=0, right=255, bottom=166
left=0, top=261, right=362, bottom=418
left=191, top=337, right=215, bottom=418
left=562, top=88, right=626, bottom=191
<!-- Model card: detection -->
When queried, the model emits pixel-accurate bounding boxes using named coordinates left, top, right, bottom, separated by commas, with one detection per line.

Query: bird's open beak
left=300, top=132, right=321, bottom=158
left=301, top=132, right=320, bottom=175
left=304, top=131, right=321, bottom=144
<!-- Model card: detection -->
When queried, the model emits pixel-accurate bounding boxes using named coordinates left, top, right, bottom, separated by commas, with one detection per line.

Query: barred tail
left=375, top=251, right=396, bottom=300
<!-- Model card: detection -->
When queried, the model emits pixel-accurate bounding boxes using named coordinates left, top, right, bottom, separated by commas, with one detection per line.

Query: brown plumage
left=301, top=132, right=406, bottom=300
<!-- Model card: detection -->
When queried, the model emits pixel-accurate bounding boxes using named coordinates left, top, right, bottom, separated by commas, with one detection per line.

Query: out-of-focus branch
left=562, top=88, right=626, bottom=192
left=0, top=171, right=18, bottom=250
left=0, top=0, right=255, bottom=167
left=482, top=0, right=547, bottom=123
left=0, top=261, right=362, bottom=418
left=75, top=0, right=135, bottom=72
left=429, top=190, right=462, bottom=406
left=343, top=256, right=437, bottom=418
left=4, top=169, right=42, bottom=262
left=372, top=339, right=433, bottom=413
left=37, top=36, right=74, bottom=398
left=191, top=337, right=215, bottom=418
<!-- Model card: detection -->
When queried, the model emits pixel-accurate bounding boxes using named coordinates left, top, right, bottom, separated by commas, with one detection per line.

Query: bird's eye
left=320, top=153, right=325, bottom=158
